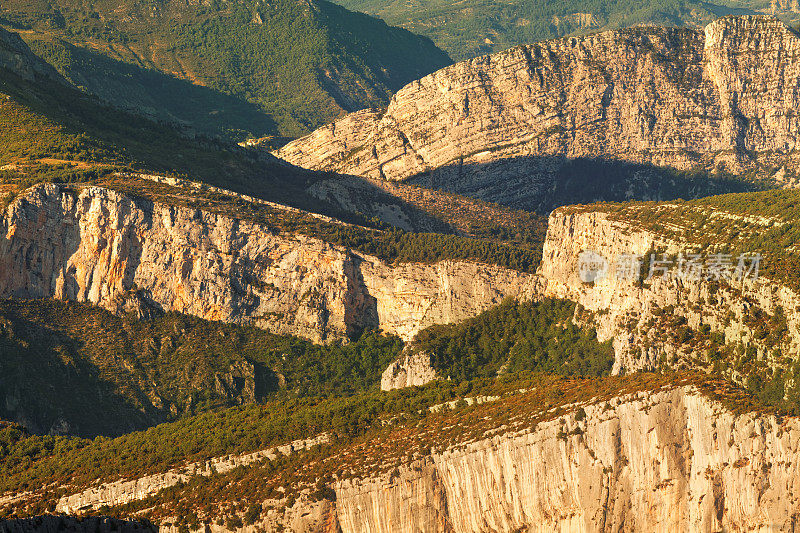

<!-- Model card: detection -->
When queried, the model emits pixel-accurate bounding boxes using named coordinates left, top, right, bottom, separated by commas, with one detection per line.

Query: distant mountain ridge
left=330, top=0, right=799, bottom=60
left=0, top=0, right=452, bottom=139
left=277, top=16, right=800, bottom=211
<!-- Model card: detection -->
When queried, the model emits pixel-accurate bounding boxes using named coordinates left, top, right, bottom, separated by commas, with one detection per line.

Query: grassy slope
left=0, top=0, right=451, bottom=138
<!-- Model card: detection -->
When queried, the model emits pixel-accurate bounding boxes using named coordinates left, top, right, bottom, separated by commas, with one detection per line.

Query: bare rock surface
left=0, top=184, right=540, bottom=343
left=39, top=387, right=800, bottom=532
left=277, top=16, right=800, bottom=209
left=540, top=208, right=800, bottom=373
left=333, top=387, right=800, bottom=532
left=380, top=349, right=438, bottom=390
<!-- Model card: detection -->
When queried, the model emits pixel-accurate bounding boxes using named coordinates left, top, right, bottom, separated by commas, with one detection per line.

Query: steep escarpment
left=277, top=16, right=799, bottom=210
left=0, top=183, right=540, bottom=343
left=539, top=203, right=800, bottom=397
left=335, top=387, right=800, bottom=532
left=17, top=382, right=800, bottom=532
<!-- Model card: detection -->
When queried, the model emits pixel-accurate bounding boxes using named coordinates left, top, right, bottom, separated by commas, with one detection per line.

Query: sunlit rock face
left=277, top=16, right=800, bottom=210
left=0, top=184, right=540, bottom=343
left=336, top=387, right=800, bottom=532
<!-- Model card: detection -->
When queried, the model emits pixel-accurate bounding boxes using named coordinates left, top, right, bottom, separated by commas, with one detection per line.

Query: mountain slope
left=277, top=16, right=800, bottom=212
left=2, top=373, right=798, bottom=531
left=330, top=0, right=798, bottom=60
left=0, top=0, right=452, bottom=139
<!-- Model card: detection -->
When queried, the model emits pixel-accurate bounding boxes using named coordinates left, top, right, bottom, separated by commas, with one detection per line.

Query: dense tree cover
left=0, top=299, right=403, bottom=437
left=329, top=0, right=761, bottom=59
left=414, top=299, right=615, bottom=381
left=0, top=0, right=451, bottom=138
left=24, top=36, right=278, bottom=142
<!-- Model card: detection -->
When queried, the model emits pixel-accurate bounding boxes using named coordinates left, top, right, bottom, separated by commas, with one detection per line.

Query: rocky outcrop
left=539, top=208, right=800, bottom=373
left=380, top=350, right=437, bottom=390
left=55, top=434, right=330, bottom=514
left=335, top=386, right=800, bottom=532
left=0, top=27, right=64, bottom=83
left=0, top=184, right=540, bottom=343
left=277, top=16, right=800, bottom=210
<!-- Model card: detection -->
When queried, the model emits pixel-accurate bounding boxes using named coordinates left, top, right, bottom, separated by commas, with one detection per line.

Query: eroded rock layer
left=0, top=184, right=540, bottom=343
left=277, top=16, right=800, bottom=209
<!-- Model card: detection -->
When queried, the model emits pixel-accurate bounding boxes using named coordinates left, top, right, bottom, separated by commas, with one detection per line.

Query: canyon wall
left=277, top=16, right=800, bottom=210
left=333, top=387, right=800, bottom=532
left=42, top=387, right=800, bottom=532
left=0, top=184, right=540, bottom=343
left=540, top=208, right=800, bottom=373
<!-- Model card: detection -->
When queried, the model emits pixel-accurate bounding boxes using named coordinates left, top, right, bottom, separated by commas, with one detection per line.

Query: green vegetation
left=1, top=0, right=451, bottom=138
left=0, top=298, right=403, bottom=437
left=414, top=299, right=615, bottom=381
left=0, top=371, right=780, bottom=522
left=328, top=0, right=761, bottom=60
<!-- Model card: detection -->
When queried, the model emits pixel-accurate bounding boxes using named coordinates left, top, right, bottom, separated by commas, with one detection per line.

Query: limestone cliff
left=333, top=387, right=800, bottom=532
left=0, top=183, right=540, bottom=343
left=277, top=16, right=800, bottom=210
left=540, top=207, right=800, bottom=375
left=380, top=349, right=437, bottom=390
left=36, top=386, right=800, bottom=532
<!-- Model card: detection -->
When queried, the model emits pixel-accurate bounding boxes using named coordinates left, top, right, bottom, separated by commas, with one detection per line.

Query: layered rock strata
left=0, top=184, right=541, bottom=343
left=277, top=16, right=800, bottom=209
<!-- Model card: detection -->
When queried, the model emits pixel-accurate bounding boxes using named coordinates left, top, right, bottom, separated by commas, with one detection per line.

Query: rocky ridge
left=19, top=385, right=800, bottom=532
left=277, top=16, right=800, bottom=210
left=0, top=183, right=541, bottom=343
left=54, top=434, right=331, bottom=514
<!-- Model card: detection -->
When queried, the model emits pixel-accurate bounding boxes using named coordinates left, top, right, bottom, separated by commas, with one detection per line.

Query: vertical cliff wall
left=277, top=16, right=800, bottom=209
left=0, top=184, right=540, bottom=343
left=539, top=207, right=800, bottom=373
left=335, top=387, right=800, bottom=532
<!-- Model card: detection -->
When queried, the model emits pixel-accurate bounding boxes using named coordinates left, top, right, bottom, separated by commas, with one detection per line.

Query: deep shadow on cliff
left=409, top=154, right=764, bottom=212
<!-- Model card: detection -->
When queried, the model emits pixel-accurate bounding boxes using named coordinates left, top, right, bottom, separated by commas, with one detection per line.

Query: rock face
left=380, top=350, right=437, bottom=390
left=0, top=26, right=63, bottom=83
left=333, top=387, right=800, bottom=532
left=277, top=16, right=800, bottom=210
left=36, top=387, right=800, bottom=532
left=0, top=184, right=540, bottom=343
left=540, top=208, right=800, bottom=373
